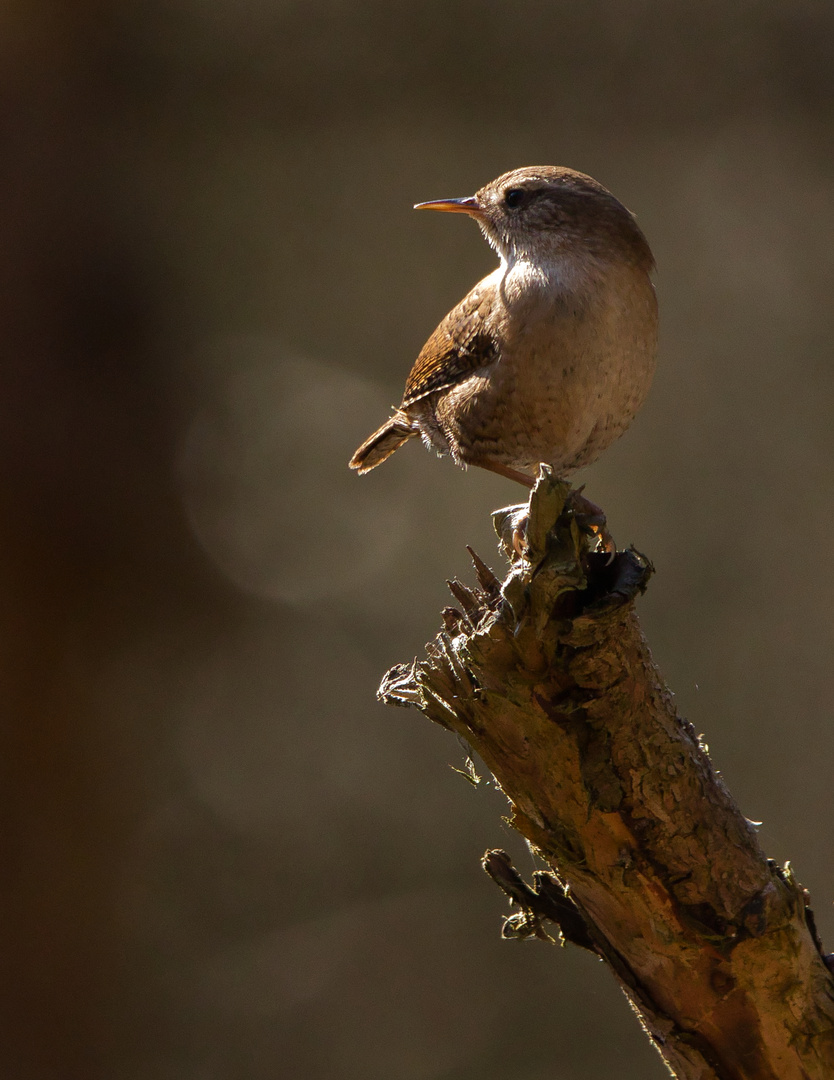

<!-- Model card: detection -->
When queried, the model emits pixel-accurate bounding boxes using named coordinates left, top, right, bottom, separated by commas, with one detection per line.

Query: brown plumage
left=350, top=166, right=657, bottom=488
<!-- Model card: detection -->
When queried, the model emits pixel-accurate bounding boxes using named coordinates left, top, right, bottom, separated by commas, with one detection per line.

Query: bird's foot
left=491, top=504, right=529, bottom=562
left=566, top=489, right=615, bottom=562
left=493, top=487, right=615, bottom=564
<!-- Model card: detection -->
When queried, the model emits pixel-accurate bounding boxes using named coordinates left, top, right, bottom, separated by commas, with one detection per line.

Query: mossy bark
left=380, top=469, right=834, bottom=1080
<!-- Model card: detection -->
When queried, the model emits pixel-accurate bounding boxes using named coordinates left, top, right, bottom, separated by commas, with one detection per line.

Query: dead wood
left=379, top=467, right=834, bottom=1080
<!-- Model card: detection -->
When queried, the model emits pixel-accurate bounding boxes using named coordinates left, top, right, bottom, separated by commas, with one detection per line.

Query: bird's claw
left=565, top=491, right=616, bottom=562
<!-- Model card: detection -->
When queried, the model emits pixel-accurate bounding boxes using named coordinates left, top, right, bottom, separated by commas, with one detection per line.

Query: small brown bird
left=349, top=166, right=657, bottom=488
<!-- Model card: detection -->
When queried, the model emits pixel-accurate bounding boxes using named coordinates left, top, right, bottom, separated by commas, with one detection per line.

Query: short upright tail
left=349, top=412, right=416, bottom=474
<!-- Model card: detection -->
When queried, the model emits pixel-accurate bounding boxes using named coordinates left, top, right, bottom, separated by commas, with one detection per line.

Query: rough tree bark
left=379, top=468, right=834, bottom=1080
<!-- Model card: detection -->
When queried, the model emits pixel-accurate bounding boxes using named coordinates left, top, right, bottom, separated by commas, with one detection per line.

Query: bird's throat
left=499, top=251, right=590, bottom=314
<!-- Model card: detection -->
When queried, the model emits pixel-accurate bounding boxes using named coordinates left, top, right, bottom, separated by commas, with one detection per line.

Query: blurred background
left=1, top=2, right=833, bottom=1077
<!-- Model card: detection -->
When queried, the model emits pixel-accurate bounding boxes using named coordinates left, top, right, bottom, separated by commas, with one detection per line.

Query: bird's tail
left=349, top=412, right=416, bottom=474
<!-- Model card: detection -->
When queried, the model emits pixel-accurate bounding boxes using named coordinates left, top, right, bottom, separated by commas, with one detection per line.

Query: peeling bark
left=379, top=468, right=834, bottom=1080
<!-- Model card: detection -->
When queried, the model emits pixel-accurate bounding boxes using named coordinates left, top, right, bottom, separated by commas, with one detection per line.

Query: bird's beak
left=413, top=195, right=485, bottom=218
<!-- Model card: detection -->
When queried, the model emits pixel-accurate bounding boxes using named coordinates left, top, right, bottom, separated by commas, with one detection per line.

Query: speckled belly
left=425, top=307, right=657, bottom=478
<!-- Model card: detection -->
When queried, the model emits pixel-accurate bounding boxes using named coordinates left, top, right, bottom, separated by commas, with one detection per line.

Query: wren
left=350, top=166, right=657, bottom=489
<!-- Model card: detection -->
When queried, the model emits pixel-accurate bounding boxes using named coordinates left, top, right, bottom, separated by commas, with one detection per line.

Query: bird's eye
left=504, top=188, right=527, bottom=210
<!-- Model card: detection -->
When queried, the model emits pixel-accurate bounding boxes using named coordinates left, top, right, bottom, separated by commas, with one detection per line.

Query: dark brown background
left=1, top=3, right=833, bottom=1078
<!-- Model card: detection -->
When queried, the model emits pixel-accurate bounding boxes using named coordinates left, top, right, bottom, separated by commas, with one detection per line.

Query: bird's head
left=415, top=166, right=653, bottom=271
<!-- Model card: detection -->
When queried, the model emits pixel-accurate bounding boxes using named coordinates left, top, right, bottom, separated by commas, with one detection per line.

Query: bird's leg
left=471, top=458, right=536, bottom=488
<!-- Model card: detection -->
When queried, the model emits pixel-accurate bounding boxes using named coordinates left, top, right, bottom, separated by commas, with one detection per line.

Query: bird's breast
left=432, top=257, right=657, bottom=476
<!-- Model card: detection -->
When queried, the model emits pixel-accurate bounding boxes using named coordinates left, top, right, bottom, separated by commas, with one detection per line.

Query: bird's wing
left=401, top=283, right=499, bottom=407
